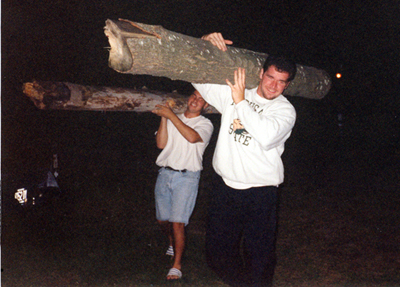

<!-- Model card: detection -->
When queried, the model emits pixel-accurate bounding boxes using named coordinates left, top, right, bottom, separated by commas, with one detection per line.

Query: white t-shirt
left=193, top=83, right=296, bottom=189
left=156, top=113, right=213, bottom=172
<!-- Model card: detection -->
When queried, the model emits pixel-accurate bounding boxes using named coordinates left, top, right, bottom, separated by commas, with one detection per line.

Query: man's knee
left=171, top=222, right=185, bottom=232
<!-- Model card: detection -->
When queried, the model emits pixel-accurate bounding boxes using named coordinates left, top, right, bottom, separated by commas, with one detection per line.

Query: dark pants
left=206, top=175, right=278, bottom=287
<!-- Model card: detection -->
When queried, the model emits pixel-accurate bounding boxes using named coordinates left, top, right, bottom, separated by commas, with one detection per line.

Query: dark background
left=1, top=0, right=400, bottom=285
left=3, top=0, right=400, bottom=110
left=2, top=0, right=399, bottom=187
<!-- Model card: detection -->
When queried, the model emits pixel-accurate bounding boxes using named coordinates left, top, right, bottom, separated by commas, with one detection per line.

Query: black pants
left=206, top=175, right=278, bottom=287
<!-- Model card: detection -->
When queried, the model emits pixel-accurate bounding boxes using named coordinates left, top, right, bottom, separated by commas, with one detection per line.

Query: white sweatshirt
left=193, top=83, right=296, bottom=189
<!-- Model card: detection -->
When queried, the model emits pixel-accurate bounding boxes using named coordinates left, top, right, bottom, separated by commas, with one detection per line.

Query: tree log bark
left=22, top=81, right=219, bottom=113
left=104, top=18, right=331, bottom=99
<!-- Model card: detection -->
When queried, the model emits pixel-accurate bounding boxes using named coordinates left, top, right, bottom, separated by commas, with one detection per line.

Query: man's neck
left=184, top=110, right=201, bottom=118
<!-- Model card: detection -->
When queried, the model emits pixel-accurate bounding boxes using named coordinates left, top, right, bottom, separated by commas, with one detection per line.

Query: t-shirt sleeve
left=194, top=117, right=214, bottom=145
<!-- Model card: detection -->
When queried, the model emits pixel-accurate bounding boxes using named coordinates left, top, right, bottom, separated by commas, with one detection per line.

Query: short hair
left=187, top=87, right=197, bottom=96
left=262, top=55, right=297, bottom=82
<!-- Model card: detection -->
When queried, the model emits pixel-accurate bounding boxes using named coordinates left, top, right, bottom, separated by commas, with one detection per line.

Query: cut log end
left=104, top=19, right=161, bottom=73
left=23, top=81, right=71, bottom=109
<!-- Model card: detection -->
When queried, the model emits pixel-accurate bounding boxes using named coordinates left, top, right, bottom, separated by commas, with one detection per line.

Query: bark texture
left=104, top=18, right=331, bottom=99
left=22, top=81, right=219, bottom=114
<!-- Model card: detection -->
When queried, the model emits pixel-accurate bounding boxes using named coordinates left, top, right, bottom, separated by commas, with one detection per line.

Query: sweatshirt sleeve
left=192, top=83, right=232, bottom=114
left=235, top=98, right=296, bottom=151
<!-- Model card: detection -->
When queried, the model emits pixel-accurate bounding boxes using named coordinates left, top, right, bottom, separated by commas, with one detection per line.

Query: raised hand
left=201, top=32, right=233, bottom=51
left=152, top=102, right=175, bottom=119
left=226, top=68, right=246, bottom=104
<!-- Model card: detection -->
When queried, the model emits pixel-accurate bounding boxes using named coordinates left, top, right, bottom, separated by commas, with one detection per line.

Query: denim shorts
left=155, top=167, right=201, bottom=225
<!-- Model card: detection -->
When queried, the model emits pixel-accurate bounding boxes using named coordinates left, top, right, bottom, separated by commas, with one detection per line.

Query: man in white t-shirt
left=193, top=33, right=297, bottom=287
left=152, top=90, right=213, bottom=280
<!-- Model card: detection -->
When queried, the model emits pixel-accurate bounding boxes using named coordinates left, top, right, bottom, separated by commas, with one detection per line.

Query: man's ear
left=259, top=68, right=264, bottom=79
left=284, top=82, right=291, bottom=90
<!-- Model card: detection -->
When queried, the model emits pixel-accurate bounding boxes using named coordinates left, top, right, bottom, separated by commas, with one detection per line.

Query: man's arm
left=191, top=33, right=235, bottom=112
left=152, top=104, right=203, bottom=145
left=202, top=32, right=245, bottom=106
left=155, top=116, right=168, bottom=149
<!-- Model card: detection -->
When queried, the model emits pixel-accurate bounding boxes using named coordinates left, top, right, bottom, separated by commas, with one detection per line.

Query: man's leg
left=155, top=169, right=175, bottom=258
left=167, top=170, right=200, bottom=279
left=206, top=175, right=246, bottom=286
left=157, top=220, right=173, bottom=250
left=155, top=168, right=172, bottom=228
left=156, top=219, right=185, bottom=280
left=243, top=186, right=278, bottom=287
left=167, top=222, right=185, bottom=279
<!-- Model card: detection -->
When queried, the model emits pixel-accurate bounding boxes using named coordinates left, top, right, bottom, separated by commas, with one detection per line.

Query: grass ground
left=2, top=103, right=399, bottom=286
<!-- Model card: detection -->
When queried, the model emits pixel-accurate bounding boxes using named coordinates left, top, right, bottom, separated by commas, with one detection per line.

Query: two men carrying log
left=23, top=18, right=331, bottom=286
left=149, top=29, right=298, bottom=286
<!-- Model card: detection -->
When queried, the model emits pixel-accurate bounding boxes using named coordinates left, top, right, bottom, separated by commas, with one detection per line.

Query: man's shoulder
left=273, top=96, right=296, bottom=116
left=186, top=114, right=212, bottom=125
left=197, top=115, right=213, bottom=125
left=273, top=94, right=295, bottom=107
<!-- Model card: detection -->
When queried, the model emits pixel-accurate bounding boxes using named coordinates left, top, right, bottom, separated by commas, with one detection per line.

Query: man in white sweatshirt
left=193, top=33, right=297, bottom=287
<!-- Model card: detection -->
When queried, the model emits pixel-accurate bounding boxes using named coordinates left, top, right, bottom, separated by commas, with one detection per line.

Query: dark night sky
left=2, top=0, right=399, bottom=142
left=3, top=1, right=400, bottom=96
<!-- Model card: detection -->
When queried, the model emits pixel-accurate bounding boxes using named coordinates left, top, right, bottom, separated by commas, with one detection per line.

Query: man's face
left=257, top=65, right=291, bottom=100
left=186, top=90, right=208, bottom=116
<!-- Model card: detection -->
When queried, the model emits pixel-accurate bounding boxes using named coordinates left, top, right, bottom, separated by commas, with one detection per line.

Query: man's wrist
left=234, top=99, right=245, bottom=106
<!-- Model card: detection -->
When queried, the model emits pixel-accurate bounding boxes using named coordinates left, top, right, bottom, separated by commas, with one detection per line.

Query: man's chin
left=260, top=90, right=277, bottom=100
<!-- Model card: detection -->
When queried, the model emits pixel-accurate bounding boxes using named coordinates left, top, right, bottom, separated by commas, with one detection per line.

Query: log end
left=284, top=66, right=332, bottom=99
left=105, top=19, right=162, bottom=73
left=104, top=20, right=133, bottom=72
left=22, top=81, right=71, bottom=109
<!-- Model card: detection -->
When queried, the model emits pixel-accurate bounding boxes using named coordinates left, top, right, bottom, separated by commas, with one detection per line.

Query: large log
left=22, top=81, right=219, bottom=113
left=104, top=18, right=331, bottom=99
